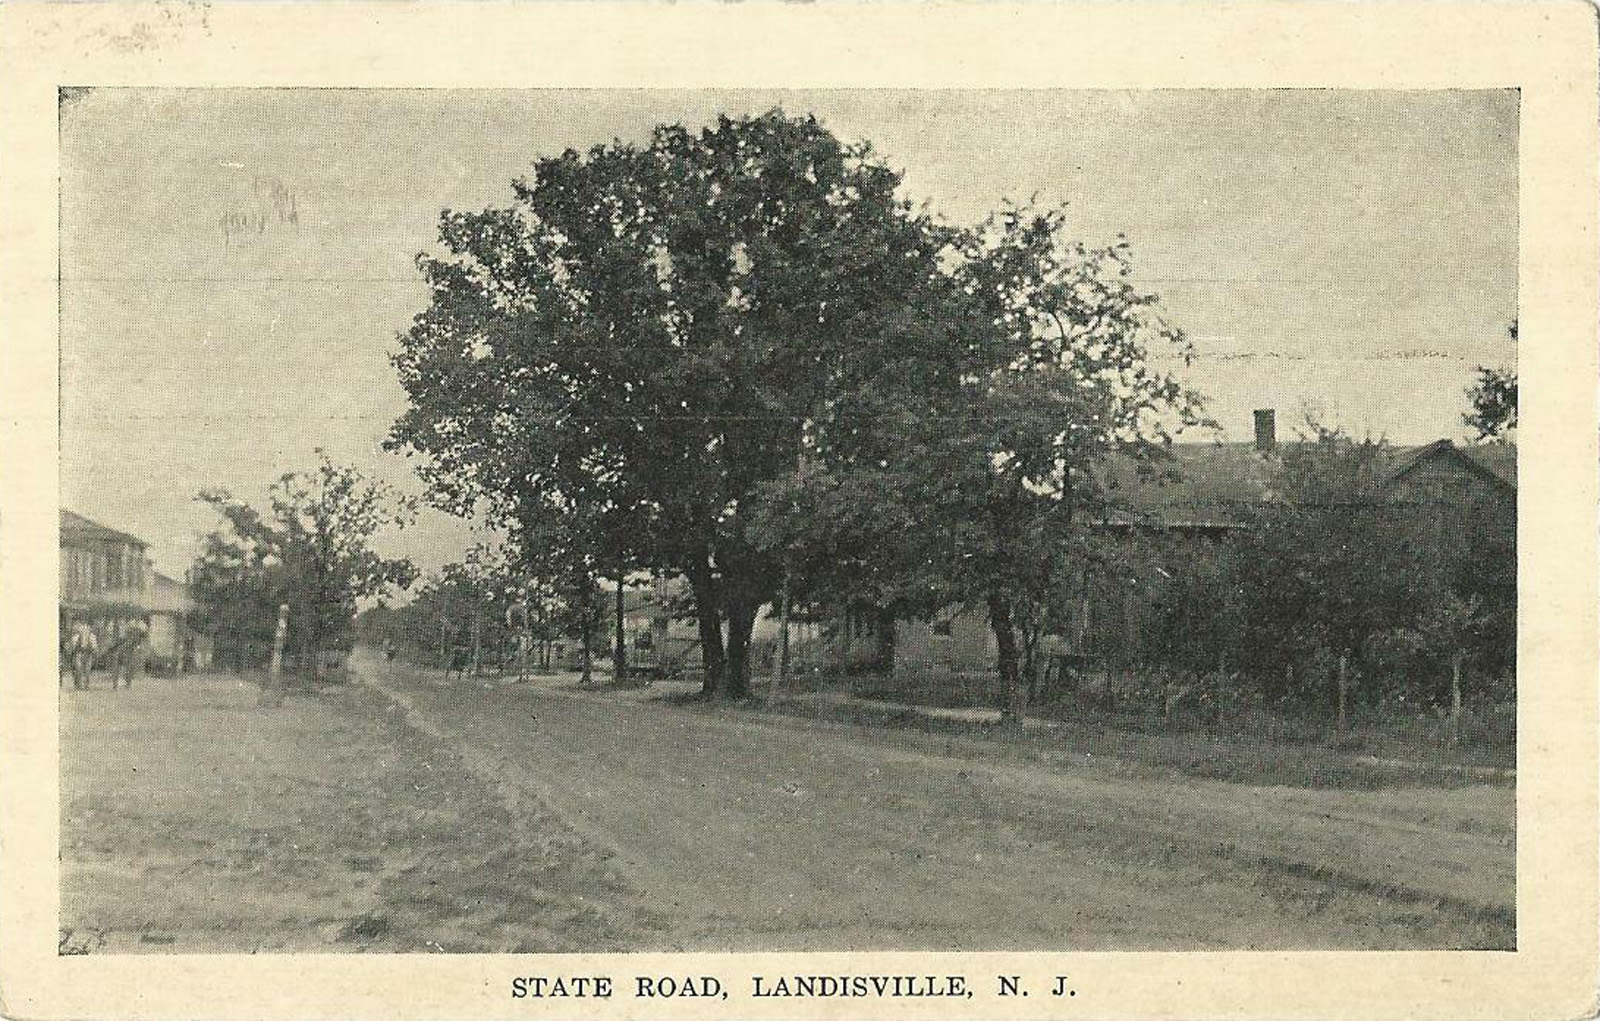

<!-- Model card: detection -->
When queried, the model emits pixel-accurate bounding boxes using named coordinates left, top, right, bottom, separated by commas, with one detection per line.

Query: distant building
left=614, top=577, right=703, bottom=676
left=59, top=509, right=211, bottom=672
left=891, top=409, right=1517, bottom=680
left=145, top=570, right=213, bottom=672
left=60, top=509, right=148, bottom=612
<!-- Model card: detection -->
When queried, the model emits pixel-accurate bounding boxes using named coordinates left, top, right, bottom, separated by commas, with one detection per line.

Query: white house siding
left=894, top=611, right=996, bottom=677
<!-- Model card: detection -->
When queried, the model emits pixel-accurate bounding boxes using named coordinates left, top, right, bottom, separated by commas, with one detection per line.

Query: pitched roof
left=1100, top=438, right=1517, bottom=529
left=1100, top=442, right=1279, bottom=528
left=60, top=509, right=147, bottom=548
left=1461, top=441, right=1517, bottom=489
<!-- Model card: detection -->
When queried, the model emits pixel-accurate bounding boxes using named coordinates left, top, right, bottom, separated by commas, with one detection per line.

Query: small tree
left=1464, top=322, right=1518, bottom=442
left=1464, top=366, right=1517, bottom=441
left=1141, top=532, right=1249, bottom=717
left=192, top=453, right=418, bottom=678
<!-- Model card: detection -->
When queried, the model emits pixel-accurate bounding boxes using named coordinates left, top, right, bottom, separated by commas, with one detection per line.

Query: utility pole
left=261, top=602, right=288, bottom=708
left=613, top=572, right=627, bottom=683
left=1336, top=652, right=1349, bottom=736
left=508, top=600, right=530, bottom=683
left=580, top=573, right=594, bottom=686
left=774, top=563, right=790, bottom=703
left=1449, top=650, right=1464, bottom=746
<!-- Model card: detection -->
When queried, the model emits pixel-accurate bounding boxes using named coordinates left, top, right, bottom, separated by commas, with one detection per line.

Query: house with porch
left=60, top=509, right=211, bottom=673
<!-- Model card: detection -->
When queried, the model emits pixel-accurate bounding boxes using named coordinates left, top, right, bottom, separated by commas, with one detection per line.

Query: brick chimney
left=1253, top=408, right=1277, bottom=453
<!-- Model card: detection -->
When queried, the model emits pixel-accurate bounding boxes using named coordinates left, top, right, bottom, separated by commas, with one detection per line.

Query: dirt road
left=365, top=654, right=1514, bottom=951
left=60, top=672, right=651, bottom=953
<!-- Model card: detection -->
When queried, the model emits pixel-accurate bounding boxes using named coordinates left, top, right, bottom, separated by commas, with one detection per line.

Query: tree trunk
left=723, top=600, right=757, bottom=700
left=874, top=605, right=896, bottom=674
left=1449, top=651, right=1464, bottom=747
left=837, top=608, right=851, bottom=676
left=579, top=573, right=594, bottom=687
left=987, top=591, right=1026, bottom=725
left=687, top=563, right=725, bottom=697
left=613, top=574, right=627, bottom=683
left=580, top=617, right=593, bottom=686
left=470, top=611, right=482, bottom=677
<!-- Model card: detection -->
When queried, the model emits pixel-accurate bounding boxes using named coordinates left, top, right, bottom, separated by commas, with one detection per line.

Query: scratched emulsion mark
left=219, top=175, right=301, bottom=245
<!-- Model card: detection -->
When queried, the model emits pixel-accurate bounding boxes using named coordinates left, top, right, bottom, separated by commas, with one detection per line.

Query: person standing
left=115, top=617, right=148, bottom=689
left=67, top=619, right=98, bottom=689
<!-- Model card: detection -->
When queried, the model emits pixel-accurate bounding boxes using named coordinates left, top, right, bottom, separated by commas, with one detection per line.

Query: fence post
left=1336, top=652, right=1348, bottom=735
left=261, top=602, right=288, bottom=707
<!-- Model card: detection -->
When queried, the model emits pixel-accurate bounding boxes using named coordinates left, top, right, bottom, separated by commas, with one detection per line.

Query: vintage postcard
left=1, top=3, right=1596, bottom=1020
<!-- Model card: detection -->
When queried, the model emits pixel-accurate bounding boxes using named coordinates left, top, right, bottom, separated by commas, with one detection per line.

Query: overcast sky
left=60, top=88, right=1518, bottom=579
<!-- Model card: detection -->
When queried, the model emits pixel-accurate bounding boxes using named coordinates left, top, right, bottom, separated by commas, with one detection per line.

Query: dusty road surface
left=364, top=654, right=1515, bottom=952
left=60, top=671, right=656, bottom=953
left=60, top=658, right=1513, bottom=953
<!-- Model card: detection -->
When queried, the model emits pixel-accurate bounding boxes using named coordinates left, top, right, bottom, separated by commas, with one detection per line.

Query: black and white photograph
left=52, top=86, right=1522, bottom=956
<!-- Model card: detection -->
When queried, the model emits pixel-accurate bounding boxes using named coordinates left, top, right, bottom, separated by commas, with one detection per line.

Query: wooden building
left=891, top=409, right=1517, bottom=681
left=59, top=509, right=211, bottom=673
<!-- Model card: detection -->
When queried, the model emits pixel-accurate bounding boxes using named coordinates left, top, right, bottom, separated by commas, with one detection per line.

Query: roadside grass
left=676, top=673, right=1512, bottom=790
left=842, top=670, right=1514, bottom=778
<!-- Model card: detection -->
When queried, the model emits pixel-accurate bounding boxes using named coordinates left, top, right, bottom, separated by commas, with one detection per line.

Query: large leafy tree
left=190, top=454, right=418, bottom=675
left=388, top=110, right=949, bottom=698
left=1227, top=428, right=1436, bottom=704
left=760, top=203, right=1207, bottom=720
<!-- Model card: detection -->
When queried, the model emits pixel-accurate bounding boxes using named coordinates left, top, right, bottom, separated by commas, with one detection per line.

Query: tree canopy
left=1464, top=323, right=1517, bottom=441
left=755, top=202, right=1207, bottom=717
left=190, top=453, right=418, bottom=673
left=388, top=109, right=954, bottom=697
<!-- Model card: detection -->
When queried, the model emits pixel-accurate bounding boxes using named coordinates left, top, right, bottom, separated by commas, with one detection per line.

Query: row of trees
left=356, top=540, right=614, bottom=682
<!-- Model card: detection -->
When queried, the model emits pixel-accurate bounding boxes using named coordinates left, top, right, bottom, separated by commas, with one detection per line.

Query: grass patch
left=738, top=682, right=1509, bottom=790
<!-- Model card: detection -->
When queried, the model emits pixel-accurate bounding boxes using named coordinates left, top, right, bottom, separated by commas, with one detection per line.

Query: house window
left=931, top=618, right=954, bottom=638
left=106, top=546, right=124, bottom=590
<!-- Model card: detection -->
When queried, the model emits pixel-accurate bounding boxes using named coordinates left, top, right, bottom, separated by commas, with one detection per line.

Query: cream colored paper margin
left=1, top=3, right=1595, bottom=1019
